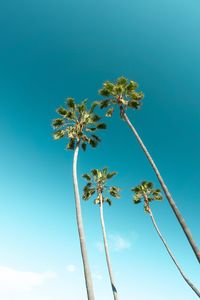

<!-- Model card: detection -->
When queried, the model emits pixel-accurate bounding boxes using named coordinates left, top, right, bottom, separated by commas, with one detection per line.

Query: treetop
left=52, top=98, right=107, bottom=151
left=82, top=168, right=120, bottom=206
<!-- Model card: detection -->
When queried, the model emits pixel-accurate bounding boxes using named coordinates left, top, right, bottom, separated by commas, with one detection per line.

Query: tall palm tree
left=98, top=77, right=200, bottom=263
left=82, top=167, right=120, bottom=300
left=52, top=98, right=107, bottom=300
left=132, top=181, right=200, bottom=297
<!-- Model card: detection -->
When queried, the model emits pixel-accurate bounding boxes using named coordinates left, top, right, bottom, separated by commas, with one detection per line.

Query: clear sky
left=0, top=0, right=199, bottom=299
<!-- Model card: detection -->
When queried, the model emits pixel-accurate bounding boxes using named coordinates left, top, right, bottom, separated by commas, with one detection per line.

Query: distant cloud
left=109, top=234, right=131, bottom=251
left=0, top=266, right=56, bottom=290
left=93, top=271, right=103, bottom=281
left=96, top=233, right=131, bottom=252
left=96, top=241, right=104, bottom=252
left=66, top=264, right=76, bottom=273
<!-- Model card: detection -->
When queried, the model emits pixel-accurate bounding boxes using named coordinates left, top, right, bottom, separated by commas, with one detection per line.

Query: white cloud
left=109, top=234, right=131, bottom=251
left=96, top=234, right=131, bottom=252
left=93, top=271, right=103, bottom=281
left=96, top=241, right=104, bottom=252
left=0, top=266, right=56, bottom=290
left=66, top=264, right=76, bottom=273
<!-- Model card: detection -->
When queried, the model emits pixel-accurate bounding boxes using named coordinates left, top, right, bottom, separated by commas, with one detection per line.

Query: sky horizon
left=0, top=0, right=200, bottom=299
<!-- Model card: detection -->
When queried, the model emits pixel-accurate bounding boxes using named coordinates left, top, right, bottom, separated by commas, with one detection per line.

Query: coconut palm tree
left=98, top=77, right=200, bottom=263
left=52, top=98, right=107, bottom=300
left=82, top=167, right=120, bottom=300
left=132, top=181, right=200, bottom=297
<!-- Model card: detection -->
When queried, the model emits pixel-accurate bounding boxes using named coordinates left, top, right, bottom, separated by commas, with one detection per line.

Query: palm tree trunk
left=122, top=110, right=200, bottom=263
left=148, top=207, right=200, bottom=297
left=99, top=194, right=119, bottom=300
left=73, top=143, right=95, bottom=300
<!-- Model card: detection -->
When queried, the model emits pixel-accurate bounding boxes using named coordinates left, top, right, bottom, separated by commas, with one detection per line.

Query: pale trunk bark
left=149, top=208, right=200, bottom=297
left=73, top=144, right=95, bottom=300
left=99, top=194, right=119, bottom=300
left=123, top=111, right=200, bottom=263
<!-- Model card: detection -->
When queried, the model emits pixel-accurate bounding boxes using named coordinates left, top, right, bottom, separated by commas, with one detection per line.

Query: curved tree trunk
left=149, top=208, right=200, bottom=297
left=99, top=194, right=119, bottom=300
left=122, top=111, right=200, bottom=263
left=73, top=144, right=95, bottom=300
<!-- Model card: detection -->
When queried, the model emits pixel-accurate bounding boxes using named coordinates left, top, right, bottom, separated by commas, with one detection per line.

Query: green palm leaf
left=52, top=118, right=65, bottom=128
left=53, top=130, right=65, bottom=140
left=106, top=172, right=117, bottom=179
left=97, top=123, right=107, bottom=129
left=81, top=143, right=87, bottom=151
left=56, top=107, right=67, bottom=116
left=82, top=173, right=91, bottom=181
left=105, top=108, right=114, bottom=117
left=67, top=139, right=75, bottom=150
left=66, top=97, right=75, bottom=109
left=99, top=100, right=110, bottom=108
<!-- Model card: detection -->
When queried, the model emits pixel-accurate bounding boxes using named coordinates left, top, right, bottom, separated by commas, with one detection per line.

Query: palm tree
left=132, top=181, right=200, bottom=297
left=82, top=167, right=120, bottom=300
left=98, top=77, right=200, bottom=263
left=52, top=98, right=107, bottom=300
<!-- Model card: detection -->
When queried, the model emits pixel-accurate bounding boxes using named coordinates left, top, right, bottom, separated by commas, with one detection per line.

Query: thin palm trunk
left=73, top=144, right=95, bottom=300
left=149, top=207, right=200, bottom=297
left=99, top=194, right=119, bottom=300
left=122, top=110, right=200, bottom=263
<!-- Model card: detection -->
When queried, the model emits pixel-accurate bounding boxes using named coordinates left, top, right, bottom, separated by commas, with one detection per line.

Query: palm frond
left=109, top=186, right=120, bottom=198
left=106, top=172, right=117, bottom=179
left=105, top=107, right=114, bottom=117
left=128, top=100, right=140, bottom=109
left=94, top=197, right=100, bottom=205
left=52, top=118, right=65, bottom=129
left=81, top=143, right=87, bottom=151
left=66, top=97, right=75, bottom=109
left=105, top=198, right=112, bottom=206
left=77, top=99, right=87, bottom=113
left=154, top=194, right=163, bottom=201
left=91, top=134, right=101, bottom=142
left=99, top=100, right=110, bottom=109
left=85, top=127, right=96, bottom=132
left=67, top=138, right=75, bottom=150
left=56, top=107, right=67, bottom=116
left=53, top=130, right=65, bottom=140
left=89, top=138, right=98, bottom=148
left=96, top=123, right=107, bottom=129
left=83, top=188, right=96, bottom=200
left=130, top=91, right=144, bottom=101
left=103, top=81, right=115, bottom=92
left=91, top=169, right=98, bottom=176
left=147, top=182, right=153, bottom=189
left=90, top=101, right=99, bottom=113
left=82, top=173, right=91, bottom=181
left=66, top=110, right=76, bottom=120
left=134, top=198, right=142, bottom=204
left=117, top=76, right=127, bottom=86
left=99, top=88, right=111, bottom=97
left=126, top=80, right=138, bottom=93
left=90, top=114, right=101, bottom=122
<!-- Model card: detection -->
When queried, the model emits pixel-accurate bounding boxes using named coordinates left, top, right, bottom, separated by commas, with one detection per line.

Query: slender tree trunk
left=73, top=143, right=95, bottom=300
left=122, top=110, right=200, bottom=263
left=149, top=207, right=200, bottom=297
left=99, top=194, right=119, bottom=300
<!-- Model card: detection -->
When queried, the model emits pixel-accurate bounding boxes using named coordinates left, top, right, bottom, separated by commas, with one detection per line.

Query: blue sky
left=0, top=0, right=199, bottom=299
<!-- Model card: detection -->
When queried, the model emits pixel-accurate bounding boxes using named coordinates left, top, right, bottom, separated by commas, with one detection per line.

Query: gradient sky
left=0, top=0, right=200, bottom=299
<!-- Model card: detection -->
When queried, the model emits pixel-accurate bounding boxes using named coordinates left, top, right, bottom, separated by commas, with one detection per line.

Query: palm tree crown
left=52, top=98, right=106, bottom=150
left=82, top=168, right=120, bottom=205
left=98, top=76, right=144, bottom=117
left=132, top=181, right=163, bottom=212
